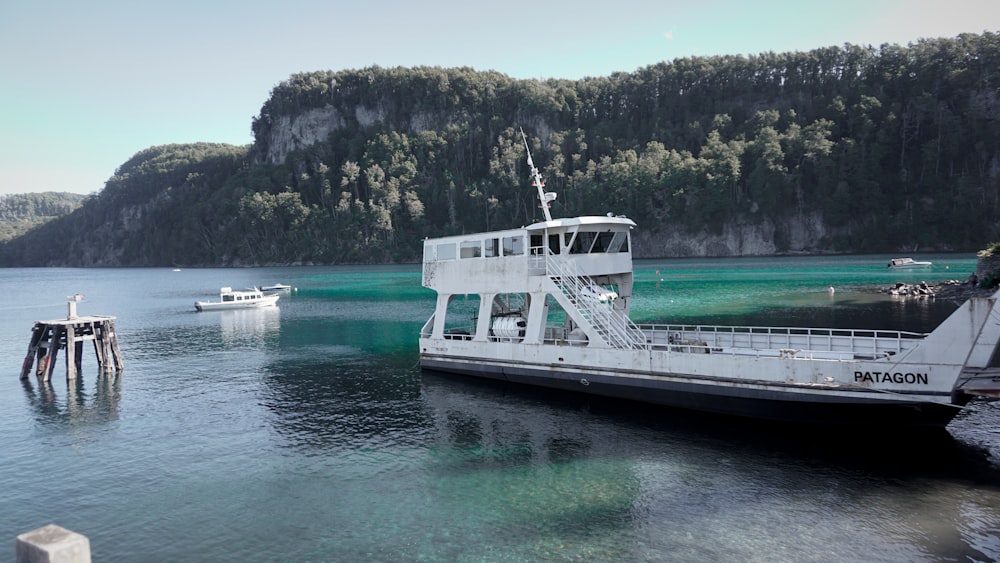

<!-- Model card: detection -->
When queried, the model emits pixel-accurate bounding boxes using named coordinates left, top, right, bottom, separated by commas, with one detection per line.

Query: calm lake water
left=2, top=254, right=999, bottom=561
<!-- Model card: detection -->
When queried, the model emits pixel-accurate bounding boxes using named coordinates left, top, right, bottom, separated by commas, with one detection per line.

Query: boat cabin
left=219, top=287, right=264, bottom=302
left=423, top=216, right=634, bottom=293
left=421, top=215, right=637, bottom=347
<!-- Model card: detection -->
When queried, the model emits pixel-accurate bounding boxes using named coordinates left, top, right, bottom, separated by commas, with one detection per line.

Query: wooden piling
left=20, top=315, right=123, bottom=381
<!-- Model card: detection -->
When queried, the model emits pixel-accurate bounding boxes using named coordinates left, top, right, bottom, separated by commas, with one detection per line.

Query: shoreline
left=880, top=279, right=997, bottom=301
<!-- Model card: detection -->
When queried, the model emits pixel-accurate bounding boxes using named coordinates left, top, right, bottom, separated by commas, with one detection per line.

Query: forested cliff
left=0, top=192, right=85, bottom=242
left=2, top=32, right=998, bottom=266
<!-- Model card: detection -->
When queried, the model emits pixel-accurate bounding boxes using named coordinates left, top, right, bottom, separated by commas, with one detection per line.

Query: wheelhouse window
left=607, top=231, right=629, bottom=253
left=570, top=231, right=596, bottom=254
left=548, top=234, right=561, bottom=255
left=591, top=231, right=629, bottom=253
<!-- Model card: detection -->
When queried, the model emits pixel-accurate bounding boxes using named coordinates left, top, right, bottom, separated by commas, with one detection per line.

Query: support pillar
left=65, top=324, right=77, bottom=380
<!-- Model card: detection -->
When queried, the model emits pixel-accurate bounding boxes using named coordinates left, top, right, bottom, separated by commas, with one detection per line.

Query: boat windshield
left=568, top=230, right=630, bottom=254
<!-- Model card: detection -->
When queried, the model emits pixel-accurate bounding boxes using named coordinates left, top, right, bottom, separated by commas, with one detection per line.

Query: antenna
left=520, top=128, right=555, bottom=222
left=66, top=293, right=85, bottom=319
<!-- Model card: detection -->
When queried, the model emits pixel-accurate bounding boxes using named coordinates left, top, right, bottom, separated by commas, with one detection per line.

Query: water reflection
left=417, top=371, right=1000, bottom=561
left=124, top=308, right=282, bottom=362
left=20, top=372, right=122, bottom=427
left=258, top=353, right=425, bottom=453
left=413, top=373, right=642, bottom=559
left=423, top=375, right=605, bottom=468
left=219, top=307, right=281, bottom=346
left=421, top=371, right=999, bottom=472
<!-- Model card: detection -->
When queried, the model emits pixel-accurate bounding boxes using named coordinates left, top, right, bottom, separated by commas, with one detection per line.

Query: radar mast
left=520, top=128, right=556, bottom=221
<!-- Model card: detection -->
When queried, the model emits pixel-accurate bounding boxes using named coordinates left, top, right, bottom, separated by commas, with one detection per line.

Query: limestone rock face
left=632, top=213, right=830, bottom=257
left=263, top=106, right=347, bottom=165
left=258, top=103, right=555, bottom=167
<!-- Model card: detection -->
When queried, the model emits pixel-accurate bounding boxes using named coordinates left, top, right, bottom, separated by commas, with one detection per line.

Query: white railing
left=434, top=319, right=927, bottom=362
left=528, top=246, right=547, bottom=275
left=638, top=323, right=926, bottom=359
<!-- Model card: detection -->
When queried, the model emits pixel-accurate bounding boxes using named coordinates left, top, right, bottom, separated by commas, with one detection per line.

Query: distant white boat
left=888, top=257, right=933, bottom=269
left=195, top=287, right=279, bottom=311
left=260, top=283, right=292, bottom=292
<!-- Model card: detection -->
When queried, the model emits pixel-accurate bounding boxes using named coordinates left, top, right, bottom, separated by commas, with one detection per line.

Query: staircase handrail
left=544, top=249, right=646, bottom=349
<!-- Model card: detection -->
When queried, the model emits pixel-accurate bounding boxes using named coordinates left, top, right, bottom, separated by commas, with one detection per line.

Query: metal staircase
left=544, top=250, right=646, bottom=350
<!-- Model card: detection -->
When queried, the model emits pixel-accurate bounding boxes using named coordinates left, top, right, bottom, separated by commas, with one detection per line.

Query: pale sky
left=1, top=0, right=998, bottom=195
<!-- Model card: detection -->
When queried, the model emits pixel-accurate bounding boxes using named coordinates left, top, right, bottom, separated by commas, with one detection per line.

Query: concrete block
left=15, top=524, right=91, bottom=563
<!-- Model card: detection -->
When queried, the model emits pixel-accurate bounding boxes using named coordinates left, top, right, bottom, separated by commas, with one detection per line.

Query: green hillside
left=0, top=192, right=88, bottom=242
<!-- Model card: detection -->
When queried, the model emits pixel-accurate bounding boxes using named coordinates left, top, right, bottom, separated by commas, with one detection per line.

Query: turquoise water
left=1, top=255, right=999, bottom=561
left=632, top=253, right=978, bottom=329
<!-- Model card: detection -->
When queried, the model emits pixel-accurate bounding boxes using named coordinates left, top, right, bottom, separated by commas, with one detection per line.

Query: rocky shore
left=881, top=279, right=996, bottom=301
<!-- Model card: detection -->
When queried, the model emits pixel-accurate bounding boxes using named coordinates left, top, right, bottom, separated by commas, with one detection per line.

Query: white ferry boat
left=195, top=287, right=279, bottom=311
left=418, top=133, right=1000, bottom=427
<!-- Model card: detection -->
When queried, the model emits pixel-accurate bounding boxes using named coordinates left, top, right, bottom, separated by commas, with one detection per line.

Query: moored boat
left=417, top=131, right=1000, bottom=428
left=260, top=283, right=292, bottom=292
left=888, top=257, right=933, bottom=269
left=195, top=287, right=279, bottom=311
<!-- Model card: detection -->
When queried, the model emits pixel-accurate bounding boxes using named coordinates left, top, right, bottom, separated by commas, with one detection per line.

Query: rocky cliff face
left=263, top=105, right=348, bottom=164
left=259, top=102, right=555, bottom=167
left=256, top=101, right=842, bottom=256
left=260, top=103, right=461, bottom=165
left=632, top=212, right=831, bottom=257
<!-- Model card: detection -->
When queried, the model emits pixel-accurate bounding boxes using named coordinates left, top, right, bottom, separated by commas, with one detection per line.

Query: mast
left=520, top=128, right=556, bottom=221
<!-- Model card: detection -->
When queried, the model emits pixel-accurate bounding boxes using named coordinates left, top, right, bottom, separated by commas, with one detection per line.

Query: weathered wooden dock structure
left=20, top=296, right=123, bottom=382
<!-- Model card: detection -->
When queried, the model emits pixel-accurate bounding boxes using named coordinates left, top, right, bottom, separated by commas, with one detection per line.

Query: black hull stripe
left=421, top=354, right=952, bottom=398
left=420, top=356, right=960, bottom=427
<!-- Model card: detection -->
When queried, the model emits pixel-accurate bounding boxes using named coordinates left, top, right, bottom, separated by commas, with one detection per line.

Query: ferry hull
left=420, top=356, right=962, bottom=428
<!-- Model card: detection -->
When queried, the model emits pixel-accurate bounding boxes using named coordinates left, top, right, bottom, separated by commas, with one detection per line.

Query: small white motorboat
left=887, top=257, right=933, bottom=269
left=260, top=283, right=292, bottom=292
left=195, top=287, right=279, bottom=311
